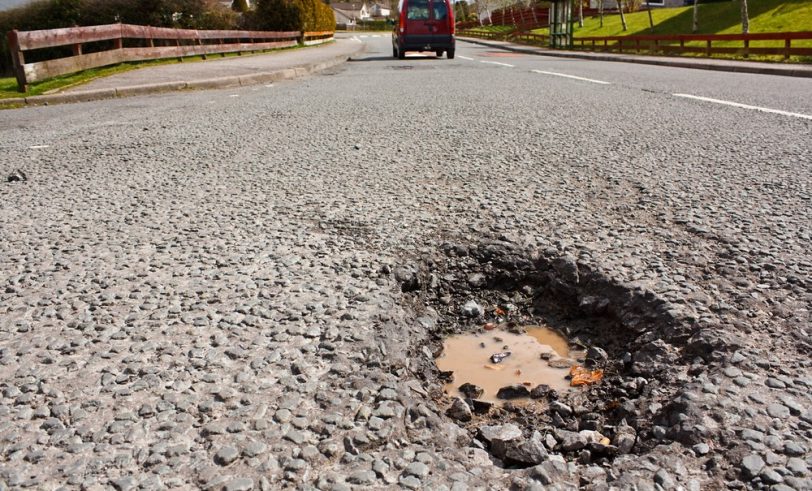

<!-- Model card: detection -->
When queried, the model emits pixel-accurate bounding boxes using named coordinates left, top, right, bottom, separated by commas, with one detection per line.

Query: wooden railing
left=7, top=23, right=335, bottom=92
left=458, top=28, right=549, bottom=47
left=574, top=32, right=812, bottom=59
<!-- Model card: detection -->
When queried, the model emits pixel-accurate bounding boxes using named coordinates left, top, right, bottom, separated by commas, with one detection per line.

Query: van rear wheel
left=393, top=45, right=398, bottom=58
left=398, top=47, right=406, bottom=60
left=447, top=48, right=455, bottom=59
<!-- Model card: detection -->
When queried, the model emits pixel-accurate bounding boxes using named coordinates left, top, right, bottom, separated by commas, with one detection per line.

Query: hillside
left=571, top=0, right=812, bottom=38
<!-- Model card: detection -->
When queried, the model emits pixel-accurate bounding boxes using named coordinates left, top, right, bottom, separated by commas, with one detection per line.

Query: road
left=0, top=35, right=810, bottom=490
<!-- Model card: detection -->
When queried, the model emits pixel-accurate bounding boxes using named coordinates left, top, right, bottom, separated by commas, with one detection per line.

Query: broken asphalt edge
left=0, top=43, right=366, bottom=110
left=458, top=37, right=812, bottom=79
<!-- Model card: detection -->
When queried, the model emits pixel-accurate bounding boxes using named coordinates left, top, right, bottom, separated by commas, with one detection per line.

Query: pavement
left=459, top=36, right=812, bottom=78
left=0, top=37, right=365, bottom=108
left=1, top=34, right=811, bottom=491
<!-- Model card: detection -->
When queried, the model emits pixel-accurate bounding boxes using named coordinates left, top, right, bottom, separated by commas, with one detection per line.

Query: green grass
left=0, top=44, right=311, bottom=100
left=461, top=25, right=515, bottom=34
left=524, top=0, right=812, bottom=61
left=571, top=0, right=812, bottom=39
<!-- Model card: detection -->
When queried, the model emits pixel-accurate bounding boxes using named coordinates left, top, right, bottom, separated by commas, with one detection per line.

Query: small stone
left=224, top=477, right=254, bottom=491
left=446, top=397, right=472, bottom=422
left=214, top=446, right=240, bottom=466
left=530, top=384, right=551, bottom=399
left=654, top=468, right=676, bottom=489
left=458, top=383, right=483, bottom=399
left=496, top=384, right=529, bottom=399
left=760, top=468, right=784, bottom=484
left=783, top=441, right=805, bottom=456
left=693, top=443, right=710, bottom=456
left=767, top=404, right=790, bottom=419
left=786, top=457, right=807, bottom=475
left=347, top=470, right=376, bottom=485
left=7, top=170, right=27, bottom=183
left=403, top=462, right=429, bottom=479
left=765, top=378, right=787, bottom=389
left=741, top=454, right=765, bottom=479
left=585, top=347, right=608, bottom=365
left=461, top=300, right=483, bottom=318
left=723, top=366, right=743, bottom=378
left=111, top=476, right=137, bottom=491
left=480, top=424, right=522, bottom=444
left=549, top=401, right=573, bottom=417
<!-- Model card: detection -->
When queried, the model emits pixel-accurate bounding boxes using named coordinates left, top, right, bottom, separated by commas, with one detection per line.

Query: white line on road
left=229, top=95, right=240, bottom=98
left=480, top=60, right=514, bottom=68
left=673, top=93, right=812, bottom=121
left=29, top=145, right=50, bottom=149
left=458, top=55, right=474, bottom=60
left=532, top=69, right=610, bottom=85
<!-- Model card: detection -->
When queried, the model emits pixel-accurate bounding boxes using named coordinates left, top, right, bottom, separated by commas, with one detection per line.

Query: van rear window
left=432, top=0, right=448, bottom=20
left=406, top=0, right=429, bottom=20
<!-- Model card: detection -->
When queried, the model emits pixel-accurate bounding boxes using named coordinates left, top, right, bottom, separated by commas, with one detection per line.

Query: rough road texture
left=0, top=37, right=810, bottom=490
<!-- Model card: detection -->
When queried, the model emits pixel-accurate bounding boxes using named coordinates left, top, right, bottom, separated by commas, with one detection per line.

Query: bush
left=250, top=0, right=335, bottom=32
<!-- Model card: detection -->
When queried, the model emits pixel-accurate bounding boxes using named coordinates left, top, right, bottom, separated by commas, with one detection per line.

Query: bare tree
left=618, top=0, right=628, bottom=31
left=692, top=0, right=699, bottom=33
left=578, top=0, right=583, bottom=28
left=598, top=0, right=604, bottom=28
left=740, top=0, right=749, bottom=34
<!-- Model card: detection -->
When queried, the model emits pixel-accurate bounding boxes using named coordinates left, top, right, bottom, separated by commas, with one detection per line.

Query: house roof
left=331, top=2, right=366, bottom=11
left=333, top=8, right=358, bottom=22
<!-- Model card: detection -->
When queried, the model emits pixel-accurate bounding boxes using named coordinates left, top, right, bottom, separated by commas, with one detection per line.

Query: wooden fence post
left=784, top=38, right=791, bottom=60
left=743, top=37, right=749, bottom=58
left=7, top=30, right=28, bottom=92
left=706, top=39, right=711, bottom=57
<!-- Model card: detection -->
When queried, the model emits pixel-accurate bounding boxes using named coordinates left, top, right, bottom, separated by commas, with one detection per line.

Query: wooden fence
left=574, top=32, right=812, bottom=59
left=7, top=23, right=335, bottom=92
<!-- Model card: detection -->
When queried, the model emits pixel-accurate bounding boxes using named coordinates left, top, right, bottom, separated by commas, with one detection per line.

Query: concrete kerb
left=458, top=37, right=812, bottom=79
left=2, top=44, right=365, bottom=110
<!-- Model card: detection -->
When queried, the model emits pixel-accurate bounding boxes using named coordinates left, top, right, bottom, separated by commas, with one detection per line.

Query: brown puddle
left=436, top=326, right=574, bottom=403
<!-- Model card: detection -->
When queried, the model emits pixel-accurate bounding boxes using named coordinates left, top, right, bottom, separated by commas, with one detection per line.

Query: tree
left=692, top=0, right=699, bottom=33
left=740, top=0, right=749, bottom=34
left=646, top=0, right=653, bottom=31
left=598, top=0, right=604, bottom=28
left=578, top=0, right=583, bottom=28
left=232, top=0, right=249, bottom=12
left=617, top=0, right=627, bottom=31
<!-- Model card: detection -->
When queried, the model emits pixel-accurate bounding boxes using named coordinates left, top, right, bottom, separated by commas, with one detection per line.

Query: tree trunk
left=646, top=0, right=654, bottom=31
left=578, top=0, right=583, bottom=28
left=692, top=0, right=699, bottom=33
left=618, top=0, right=628, bottom=31
left=599, top=0, right=604, bottom=28
left=740, top=0, right=749, bottom=34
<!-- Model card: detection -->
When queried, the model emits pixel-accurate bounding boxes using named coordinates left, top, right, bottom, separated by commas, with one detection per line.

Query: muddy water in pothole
left=436, top=326, right=573, bottom=402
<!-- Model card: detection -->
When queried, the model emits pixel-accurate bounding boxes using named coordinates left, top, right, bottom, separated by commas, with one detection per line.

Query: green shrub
left=251, top=0, right=335, bottom=32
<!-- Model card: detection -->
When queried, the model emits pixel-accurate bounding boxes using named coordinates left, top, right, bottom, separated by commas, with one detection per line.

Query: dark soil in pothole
left=397, top=240, right=700, bottom=469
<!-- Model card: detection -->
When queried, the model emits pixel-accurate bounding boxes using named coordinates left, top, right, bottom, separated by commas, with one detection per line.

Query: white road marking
left=29, top=145, right=50, bottom=149
left=264, top=84, right=274, bottom=88
left=229, top=94, right=240, bottom=98
left=458, top=55, right=474, bottom=60
left=673, top=93, right=812, bottom=121
left=532, top=69, right=610, bottom=85
left=480, top=60, right=514, bottom=68
left=360, top=35, right=368, bottom=38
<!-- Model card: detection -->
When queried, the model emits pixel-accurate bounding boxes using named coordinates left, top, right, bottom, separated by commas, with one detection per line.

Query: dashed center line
left=673, top=93, right=812, bottom=121
left=480, top=60, right=514, bottom=68
left=458, top=55, right=474, bottom=61
left=29, top=145, right=50, bottom=149
left=532, top=69, right=610, bottom=85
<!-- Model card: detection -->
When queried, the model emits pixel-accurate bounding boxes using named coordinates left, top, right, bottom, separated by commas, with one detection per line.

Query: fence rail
left=574, top=32, right=812, bottom=59
left=7, top=23, right=334, bottom=92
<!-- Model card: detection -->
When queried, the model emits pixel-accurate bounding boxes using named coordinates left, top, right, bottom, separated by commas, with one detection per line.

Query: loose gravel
left=0, top=38, right=810, bottom=490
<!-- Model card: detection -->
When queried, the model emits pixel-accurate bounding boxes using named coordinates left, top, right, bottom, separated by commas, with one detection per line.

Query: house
left=332, top=2, right=371, bottom=24
left=368, top=3, right=391, bottom=18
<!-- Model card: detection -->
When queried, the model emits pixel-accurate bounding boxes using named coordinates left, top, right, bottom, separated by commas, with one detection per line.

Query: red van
left=392, top=0, right=455, bottom=59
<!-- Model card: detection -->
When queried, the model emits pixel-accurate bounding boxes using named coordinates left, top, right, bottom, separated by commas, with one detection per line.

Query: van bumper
left=398, top=34, right=455, bottom=51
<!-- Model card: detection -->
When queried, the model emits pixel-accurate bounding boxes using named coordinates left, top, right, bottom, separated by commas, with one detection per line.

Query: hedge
left=251, top=0, right=335, bottom=32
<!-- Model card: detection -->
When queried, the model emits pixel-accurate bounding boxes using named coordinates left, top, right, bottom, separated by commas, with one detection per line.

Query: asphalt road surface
left=0, top=35, right=810, bottom=490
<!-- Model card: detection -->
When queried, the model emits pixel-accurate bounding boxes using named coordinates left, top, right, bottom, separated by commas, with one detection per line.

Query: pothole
left=435, top=324, right=575, bottom=402
left=396, top=240, right=705, bottom=470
